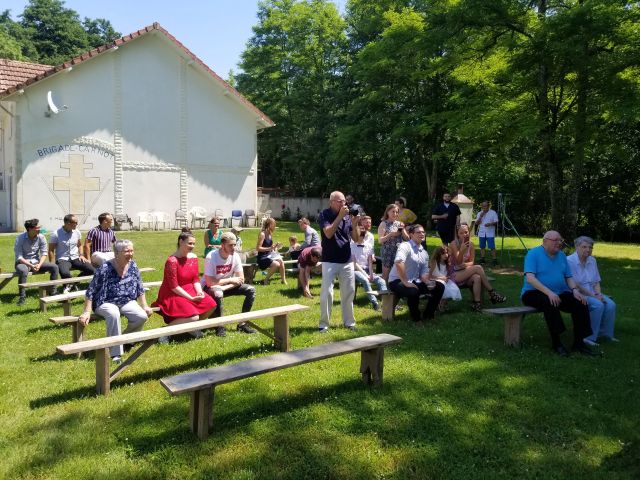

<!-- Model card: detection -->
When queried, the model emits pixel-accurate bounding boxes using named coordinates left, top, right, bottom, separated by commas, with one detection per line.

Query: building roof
left=0, top=23, right=275, bottom=128
left=0, top=59, right=53, bottom=92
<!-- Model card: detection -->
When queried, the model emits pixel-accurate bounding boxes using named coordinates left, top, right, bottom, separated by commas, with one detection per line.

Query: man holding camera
left=317, top=191, right=361, bottom=332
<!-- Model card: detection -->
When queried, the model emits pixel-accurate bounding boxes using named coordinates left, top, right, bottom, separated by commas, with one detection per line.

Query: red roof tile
left=0, top=59, right=53, bottom=92
left=0, top=23, right=275, bottom=128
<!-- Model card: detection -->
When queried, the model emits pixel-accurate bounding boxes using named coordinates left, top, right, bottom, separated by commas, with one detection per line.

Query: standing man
left=49, top=214, right=95, bottom=287
left=84, top=212, right=117, bottom=267
left=14, top=218, right=59, bottom=305
left=202, top=232, right=257, bottom=337
left=317, top=191, right=361, bottom=332
left=431, top=192, right=461, bottom=245
left=521, top=231, right=598, bottom=357
left=474, top=201, right=499, bottom=265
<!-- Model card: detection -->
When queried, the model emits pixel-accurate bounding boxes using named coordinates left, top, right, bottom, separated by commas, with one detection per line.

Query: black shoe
left=346, top=324, right=357, bottom=331
left=552, top=344, right=570, bottom=357
left=572, top=344, right=601, bottom=357
left=237, top=323, right=257, bottom=334
left=17, top=296, right=26, bottom=306
left=215, top=326, right=227, bottom=337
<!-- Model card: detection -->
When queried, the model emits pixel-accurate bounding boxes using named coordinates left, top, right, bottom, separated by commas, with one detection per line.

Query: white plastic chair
left=189, top=206, right=207, bottom=229
left=137, top=212, right=154, bottom=230
left=244, top=209, right=257, bottom=227
left=153, top=212, right=171, bottom=230
left=174, top=209, right=188, bottom=229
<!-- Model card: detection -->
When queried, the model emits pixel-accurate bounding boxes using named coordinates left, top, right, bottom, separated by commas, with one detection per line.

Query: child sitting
left=286, top=235, right=301, bottom=257
left=429, top=245, right=462, bottom=311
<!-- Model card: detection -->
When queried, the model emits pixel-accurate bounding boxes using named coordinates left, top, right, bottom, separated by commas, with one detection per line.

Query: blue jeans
left=585, top=294, right=616, bottom=342
left=354, top=270, right=387, bottom=307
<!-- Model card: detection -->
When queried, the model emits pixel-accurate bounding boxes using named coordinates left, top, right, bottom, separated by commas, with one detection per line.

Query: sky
left=4, top=0, right=346, bottom=78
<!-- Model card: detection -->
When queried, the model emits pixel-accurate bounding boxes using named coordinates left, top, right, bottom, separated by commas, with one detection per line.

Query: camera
left=349, top=207, right=360, bottom=217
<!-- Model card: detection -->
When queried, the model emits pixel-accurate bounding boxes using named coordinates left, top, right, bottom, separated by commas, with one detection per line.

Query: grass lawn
left=0, top=223, right=638, bottom=479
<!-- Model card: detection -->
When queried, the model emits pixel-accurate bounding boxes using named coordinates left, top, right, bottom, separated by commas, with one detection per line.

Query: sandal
left=489, top=290, right=506, bottom=304
left=471, top=301, right=483, bottom=312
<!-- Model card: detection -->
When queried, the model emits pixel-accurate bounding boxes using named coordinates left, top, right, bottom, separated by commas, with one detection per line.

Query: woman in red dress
left=153, top=229, right=216, bottom=327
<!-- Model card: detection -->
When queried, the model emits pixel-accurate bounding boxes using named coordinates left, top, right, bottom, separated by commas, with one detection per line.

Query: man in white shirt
left=49, top=214, right=95, bottom=288
left=202, top=232, right=256, bottom=337
left=475, top=201, right=499, bottom=266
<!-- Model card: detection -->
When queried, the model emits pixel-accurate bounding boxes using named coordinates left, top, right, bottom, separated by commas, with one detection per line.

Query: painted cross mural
left=53, top=154, right=100, bottom=214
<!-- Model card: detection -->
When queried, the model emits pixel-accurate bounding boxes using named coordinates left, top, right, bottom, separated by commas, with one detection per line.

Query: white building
left=0, top=23, right=274, bottom=232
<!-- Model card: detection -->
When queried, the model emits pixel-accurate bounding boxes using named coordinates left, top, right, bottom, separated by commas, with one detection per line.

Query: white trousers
left=95, top=300, right=148, bottom=357
left=319, top=262, right=355, bottom=329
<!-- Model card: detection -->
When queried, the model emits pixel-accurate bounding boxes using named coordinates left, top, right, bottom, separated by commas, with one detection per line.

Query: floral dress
left=380, top=220, right=403, bottom=268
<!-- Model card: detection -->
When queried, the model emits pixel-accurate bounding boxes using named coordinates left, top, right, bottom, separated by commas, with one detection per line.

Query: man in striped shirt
left=84, top=212, right=117, bottom=267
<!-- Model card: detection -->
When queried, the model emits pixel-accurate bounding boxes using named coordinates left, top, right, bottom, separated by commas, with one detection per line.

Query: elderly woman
left=78, top=240, right=154, bottom=363
left=567, top=236, right=617, bottom=346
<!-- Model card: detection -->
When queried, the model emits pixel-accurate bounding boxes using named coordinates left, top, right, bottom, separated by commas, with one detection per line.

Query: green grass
left=0, top=224, right=639, bottom=479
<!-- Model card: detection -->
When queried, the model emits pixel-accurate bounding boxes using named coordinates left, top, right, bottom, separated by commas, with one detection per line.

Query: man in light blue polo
left=49, top=214, right=95, bottom=285
left=521, top=230, right=597, bottom=357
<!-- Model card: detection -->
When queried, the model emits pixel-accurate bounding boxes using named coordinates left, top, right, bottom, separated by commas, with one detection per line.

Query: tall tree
left=237, top=0, right=347, bottom=195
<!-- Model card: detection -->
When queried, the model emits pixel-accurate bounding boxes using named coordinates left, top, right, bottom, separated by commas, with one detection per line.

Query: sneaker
left=17, top=296, right=26, bottom=306
left=583, top=338, right=599, bottom=347
left=63, top=285, right=72, bottom=294
left=372, top=302, right=380, bottom=311
left=111, top=356, right=122, bottom=364
left=158, top=336, right=170, bottom=344
left=609, top=337, right=620, bottom=343
left=237, top=323, right=257, bottom=334
left=318, top=327, right=329, bottom=333
left=189, top=330, right=204, bottom=339
left=346, top=324, right=358, bottom=331
left=215, top=326, right=227, bottom=337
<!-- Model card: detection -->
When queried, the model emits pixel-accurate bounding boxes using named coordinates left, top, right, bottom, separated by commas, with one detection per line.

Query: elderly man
left=474, top=201, right=499, bottom=265
left=84, top=212, right=117, bottom=267
left=317, top=191, right=361, bottom=332
left=521, top=231, right=597, bottom=357
left=431, top=192, right=461, bottom=245
left=14, top=218, right=59, bottom=305
left=202, top=232, right=257, bottom=337
left=49, top=214, right=95, bottom=290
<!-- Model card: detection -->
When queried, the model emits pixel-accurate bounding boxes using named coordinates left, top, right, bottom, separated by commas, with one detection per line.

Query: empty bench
left=56, top=304, right=309, bottom=395
left=482, top=306, right=540, bottom=347
left=40, top=280, right=162, bottom=314
left=160, top=333, right=403, bottom=439
left=0, top=271, right=31, bottom=292
left=19, top=267, right=155, bottom=300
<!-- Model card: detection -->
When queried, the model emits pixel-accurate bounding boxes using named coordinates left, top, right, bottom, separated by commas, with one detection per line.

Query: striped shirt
left=86, top=226, right=117, bottom=254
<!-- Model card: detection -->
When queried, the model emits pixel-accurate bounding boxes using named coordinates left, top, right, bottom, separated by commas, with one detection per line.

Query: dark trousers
left=57, top=258, right=95, bottom=279
left=389, top=279, right=444, bottom=321
left=15, top=262, right=59, bottom=297
left=206, top=283, right=256, bottom=317
left=437, top=227, right=456, bottom=245
left=522, top=290, right=592, bottom=347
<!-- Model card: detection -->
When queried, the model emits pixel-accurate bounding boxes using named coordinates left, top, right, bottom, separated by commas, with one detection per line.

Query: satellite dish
left=47, top=91, right=59, bottom=115
left=45, top=91, right=68, bottom=117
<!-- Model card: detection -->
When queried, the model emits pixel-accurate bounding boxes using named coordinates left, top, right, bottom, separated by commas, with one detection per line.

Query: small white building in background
left=0, top=23, right=274, bottom=232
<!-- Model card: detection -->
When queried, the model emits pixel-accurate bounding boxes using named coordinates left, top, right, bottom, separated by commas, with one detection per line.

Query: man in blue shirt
left=521, top=231, right=596, bottom=357
left=317, top=191, right=361, bottom=332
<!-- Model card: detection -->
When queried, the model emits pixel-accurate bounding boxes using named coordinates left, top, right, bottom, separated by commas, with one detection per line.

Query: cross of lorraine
left=53, top=154, right=100, bottom=214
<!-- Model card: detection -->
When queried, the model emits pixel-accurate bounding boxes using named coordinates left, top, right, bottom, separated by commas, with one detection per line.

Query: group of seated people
left=12, top=199, right=618, bottom=360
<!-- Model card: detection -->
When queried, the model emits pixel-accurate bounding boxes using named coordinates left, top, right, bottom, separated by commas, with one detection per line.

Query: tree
left=237, top=0, right=348, bottom=195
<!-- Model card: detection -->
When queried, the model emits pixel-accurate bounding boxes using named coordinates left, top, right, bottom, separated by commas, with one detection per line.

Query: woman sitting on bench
left=448, top=223, right=506, bottom=312
left=153, top=229, right=217, bottom=340
left=79, top=240, right=155, bottom=363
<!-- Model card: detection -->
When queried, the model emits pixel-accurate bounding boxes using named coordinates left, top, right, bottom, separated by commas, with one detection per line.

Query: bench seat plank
left=162, top=333, right=402, bottom=395
left=18, top=267, right=154, bottom=289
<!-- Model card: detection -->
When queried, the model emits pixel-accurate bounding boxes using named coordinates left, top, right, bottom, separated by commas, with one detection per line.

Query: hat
left=231, top=226, right=244, bottom=233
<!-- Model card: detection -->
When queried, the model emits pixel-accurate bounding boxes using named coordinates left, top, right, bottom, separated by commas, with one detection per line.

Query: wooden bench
left=19, top=267, right=155, bottom=299
left=0, top=271, right=31, bottom=292
left=56, top=304, right=309, bottom=395
left=482, top=306, right=540, bottom=347
left=40, top=280, right=162, bottom=314
left=160, top=333, right=403, bottom=439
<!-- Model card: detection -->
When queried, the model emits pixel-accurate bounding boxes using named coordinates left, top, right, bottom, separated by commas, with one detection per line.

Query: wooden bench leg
left=96, top=348, right=111, bottom=395
left=63, top=300, right=71, bottom=317
left=504, top=314, right=524, bottom=347
left=0, top=277, right=14, bottom=291
left=38, top=287, right=47, bottom=299
left=380, top=293, right=397, bottom=322
left=190, top=387, right=214, bottom=440
left=72, top=321, right=86, bottom=358
left=273, top=314, right=290, bottom=352
left=360, top=347, right=385, bottom=386
left=40, top=299, right=46, bottom=313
